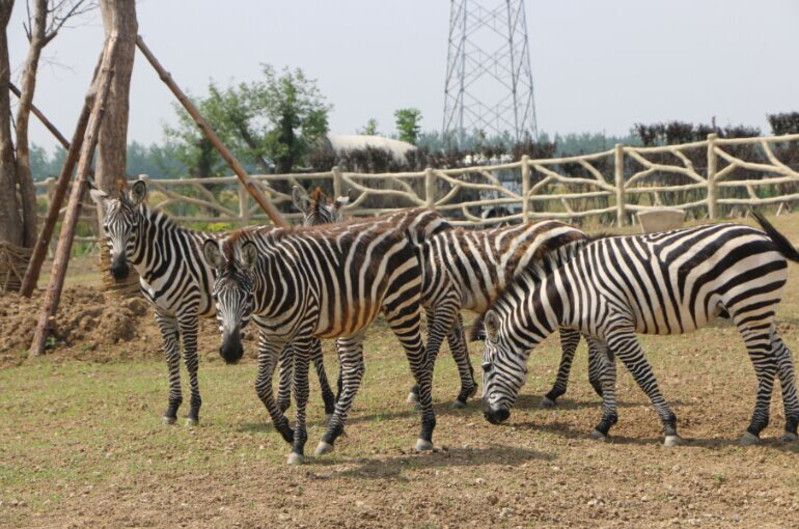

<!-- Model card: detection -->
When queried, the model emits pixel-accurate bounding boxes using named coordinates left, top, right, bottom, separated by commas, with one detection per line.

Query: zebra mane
left=468, top=235, right=596, bottom=342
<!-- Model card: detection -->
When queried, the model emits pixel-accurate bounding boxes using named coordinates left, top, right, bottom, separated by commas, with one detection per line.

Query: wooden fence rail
left=33, top=132, right=799, bottom=251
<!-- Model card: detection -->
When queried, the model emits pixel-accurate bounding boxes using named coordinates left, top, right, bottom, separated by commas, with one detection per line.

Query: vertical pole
left=238, top=181, right=250, bottom=227
left=424, top=167, right=435, bottom=208
left=614, top=143, right=626, bottom=226
left=521, top=155, right=530, bottom=222
left=332, top=166, right=343, bottom=198
left=706, top=133, right=718, bottom=219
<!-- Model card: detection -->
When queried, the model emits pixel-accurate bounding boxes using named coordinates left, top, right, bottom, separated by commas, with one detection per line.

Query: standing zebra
left=90, top=180, right=337, bottom=425
left=480, top=214, right=799, bottom=445
left=204, top=218, right=436, bottom=464
left=291, top=186, right=480, bottom=406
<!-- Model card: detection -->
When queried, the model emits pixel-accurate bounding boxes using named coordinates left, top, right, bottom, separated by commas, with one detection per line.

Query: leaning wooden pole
left=135, top=35, right=288, bottom=227
left=9, top=82, right=71, bottom=150
left=19, top=56, right=104, bottom=297
left=28, top=37, right=118, bottom=357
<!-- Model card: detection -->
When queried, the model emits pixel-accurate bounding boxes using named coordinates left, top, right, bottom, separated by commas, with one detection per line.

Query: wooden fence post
left=29, top=36, right=118, bottom=357
left=706, top=133, right=718, bottom=219
left=614, top=143, right=626, bottom=226
left=425, top=168, right=435, bottom=208
left=238, top=182, right=250, bottom=227
left=332, top=166, right=343, bottom=198
left=521, top=155, right=531, bottom=222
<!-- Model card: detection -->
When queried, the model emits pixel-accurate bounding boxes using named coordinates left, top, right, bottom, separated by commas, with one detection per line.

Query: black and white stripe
left=205, top=218, right=436, bottom=464
left=480, top=214, right=799, bottom=445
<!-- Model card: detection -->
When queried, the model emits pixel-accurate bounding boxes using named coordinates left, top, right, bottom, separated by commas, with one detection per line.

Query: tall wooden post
left=521, top=155, right=531, bottom=222
left=332, top=166, right=343, bottom=199
left=135, top=35, right=287, bottom=227
left=424, top=168, right=435, bottom=208
left=614, top=143, right=626, bottom=226
left=29, top=37, right=118, bottom=357
left=706, top=133, right=718, bottom=219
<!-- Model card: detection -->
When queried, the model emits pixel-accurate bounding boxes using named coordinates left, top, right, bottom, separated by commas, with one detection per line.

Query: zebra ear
left=292, top=186, right=310, bottom=214
left=89, top=188, right=110, bottom=212
left=483, top=310, right=501, bottom=341
left=130, top=180, right=148, bottom=206
left=241, top=241, right=259, bottom=272
left=203, top=239, right=225, bottom=270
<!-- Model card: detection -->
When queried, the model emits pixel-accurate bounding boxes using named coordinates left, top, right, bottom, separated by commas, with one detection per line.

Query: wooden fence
left=34, top=132, right=799, bottom=252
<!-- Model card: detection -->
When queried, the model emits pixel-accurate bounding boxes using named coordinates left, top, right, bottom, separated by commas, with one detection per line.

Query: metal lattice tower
left=443, top=0, right=538, bottom=147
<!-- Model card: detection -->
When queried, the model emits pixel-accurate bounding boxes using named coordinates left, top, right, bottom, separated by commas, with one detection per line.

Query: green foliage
left=358, top=118, right=379, bottom=136
left=394, top=108, right=422, bottom=145
left=768, top=112, right=799, bottom=136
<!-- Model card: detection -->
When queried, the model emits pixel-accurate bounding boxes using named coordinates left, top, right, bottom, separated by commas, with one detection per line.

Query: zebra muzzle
left=110, top=256, right=130, bottom=280
left=220, top=327, right=244, bottom=365
left=482, top=400, right=510, bottom=424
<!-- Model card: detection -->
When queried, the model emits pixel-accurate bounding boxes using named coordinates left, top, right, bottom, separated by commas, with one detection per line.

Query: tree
left=394, top=108, right=422, bottom=145
left=165, top=65, right=331, bottom=175
left=0, top=0, right=95, bottom=250
left=358, top=118, right=378, bottom=136
left=164, top=97, right=228, bottom=179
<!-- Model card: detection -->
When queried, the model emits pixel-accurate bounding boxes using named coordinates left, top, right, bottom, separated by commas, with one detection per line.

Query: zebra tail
left=751, top=212, right=799, bottom=263
left=468, top=313, right=487, bottom=342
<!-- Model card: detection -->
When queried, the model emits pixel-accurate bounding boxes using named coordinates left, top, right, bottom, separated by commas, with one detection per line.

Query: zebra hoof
left=407, top=392, right=420, bottom=405
left=414, top=438, right=434, bottom=451
left=540, top=397, right=556, bottom=409
left=286, top=452, right=304, bottom=465
left=450, top=400, right=468, bottom=409
left=740, top=431, right=760, bottom=446
left=589, top=429, right=608, bottom=442
left=185, top=418, right=199, bottom=428
left=780, top=432, right=798, bottom=443
left=162, top=416, right=177, bottom=426
left=315, top=441, right=334, bottom=456
left=663, top=435, right=682, bottom=447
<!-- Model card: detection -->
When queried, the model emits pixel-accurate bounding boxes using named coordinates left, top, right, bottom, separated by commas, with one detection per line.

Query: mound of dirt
left=0, top=286, right=154, bottom=365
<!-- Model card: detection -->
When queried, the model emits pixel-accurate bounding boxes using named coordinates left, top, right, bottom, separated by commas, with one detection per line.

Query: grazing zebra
left=480, top=214, right=799, bottom=446
left=291, top=186, right=480, bottom=407
left=423, top=220, right=606, bottom=406
left=204, top=218, right=436, bottom=464
left=89, top=180, right=337, bottom=425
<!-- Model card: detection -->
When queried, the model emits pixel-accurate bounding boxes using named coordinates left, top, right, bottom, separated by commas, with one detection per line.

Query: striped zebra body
left=292, top=186, right=479, bottom=406
left=91, top=181, right=219, bottom=426
left=205, top=219, right=436, bottom=463
left=480, top=215, right=799, bottom=445
left=422, top=220, right=604, bottom=405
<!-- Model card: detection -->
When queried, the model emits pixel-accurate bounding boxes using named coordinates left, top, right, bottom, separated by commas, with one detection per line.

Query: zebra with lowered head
left=90, top=180, right=337, bottom=426
left=204, top=217, right=436, bottom=464
left=480, top=214, right=799, bottom=446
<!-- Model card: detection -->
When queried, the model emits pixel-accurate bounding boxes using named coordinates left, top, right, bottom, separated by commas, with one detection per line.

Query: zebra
left=291, top=186, right=480, bottom=407
left=204, top=218, right=436, bottom=464
left=479, top=213, right=799, bottom=446
left=422, top=220, right=607, bottom=408
left=89, top=180, right=337, bottom=426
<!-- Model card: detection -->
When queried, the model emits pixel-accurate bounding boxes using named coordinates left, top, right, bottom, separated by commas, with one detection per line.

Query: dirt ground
left=2, top=217, right=799, bottom=529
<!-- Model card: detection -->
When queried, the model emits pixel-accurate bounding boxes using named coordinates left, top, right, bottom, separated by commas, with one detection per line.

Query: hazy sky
left=7, top=0, right=799, bottom=153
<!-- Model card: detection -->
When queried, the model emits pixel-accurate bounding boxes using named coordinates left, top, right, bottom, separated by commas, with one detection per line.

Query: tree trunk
left=0, top=0, right=22, bottom=247
left=97, top=0, right=138, bottom=296
left=14, top=0, right=48, bottom=248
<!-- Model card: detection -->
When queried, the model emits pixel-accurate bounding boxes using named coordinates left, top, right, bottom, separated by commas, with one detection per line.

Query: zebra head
left=292, top=186, right=350, bottom=226
left=204, top=239, right=258, bottom=365
left=90, top=180, right=148, bottom=280
left=480, top=309, right=528, bottom=424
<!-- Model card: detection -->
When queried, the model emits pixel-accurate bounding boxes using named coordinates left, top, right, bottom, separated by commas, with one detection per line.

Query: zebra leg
left=590, top=341, right=618, bottom=441
left=310, top=338, right=337, bottom=419
left=738, top=323, right=779, bottom=445
left=277, top=343, right=293, bottom=413
left=606, top=328, right=681, bottom=447
left=155, top=312, right=182, bottom=425
left=448, top=313, right=477, bottom=408
left=772, top=331, right=799, bottom=442
left=178, top=312, right=202, bottom=427
left=254, top=332, right=294, bottom=444
left=316, top=333, right=366, bottom=455
left=587, top=338, right=605, bottom=398
left=287, top=337, right=313, bottom=465
left=542, top=328, right=581, bottom=407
